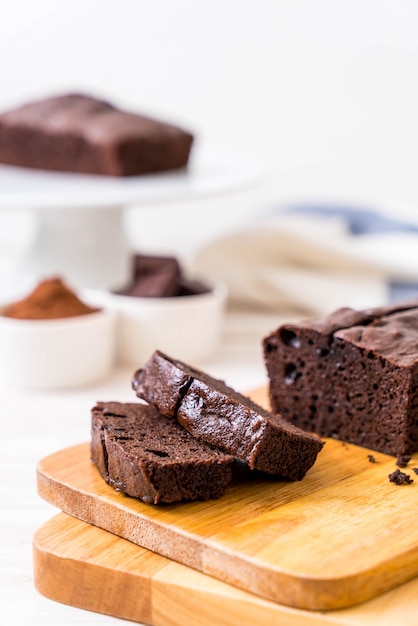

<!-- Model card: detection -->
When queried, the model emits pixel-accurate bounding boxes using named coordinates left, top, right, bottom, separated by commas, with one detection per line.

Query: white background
left=2, top=4, right=418, bottom=625
left=1, top=0, right=418, bottom=258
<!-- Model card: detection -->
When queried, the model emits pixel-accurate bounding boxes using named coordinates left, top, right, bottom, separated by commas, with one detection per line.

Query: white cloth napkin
left=193, top=207, right=418, bottom=317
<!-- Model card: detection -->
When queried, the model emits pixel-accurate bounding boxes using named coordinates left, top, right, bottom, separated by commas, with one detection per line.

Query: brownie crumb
left=388, top=469, right=414, bottom=485
left=367, top=454, right=376, bottom=463
left=396, top=454, right=411, bottom=468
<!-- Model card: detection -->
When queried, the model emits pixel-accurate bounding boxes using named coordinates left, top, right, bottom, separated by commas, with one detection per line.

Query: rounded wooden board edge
left=35, top=512, right=409, bottom=626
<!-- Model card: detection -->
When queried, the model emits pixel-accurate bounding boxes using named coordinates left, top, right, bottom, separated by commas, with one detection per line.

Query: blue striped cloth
left=282, top=204, right=418, bottom=303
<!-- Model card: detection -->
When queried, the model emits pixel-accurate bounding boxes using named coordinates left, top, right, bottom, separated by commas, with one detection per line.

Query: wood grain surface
left=33, top=512, right=418, bottom=626
left=36, top=387, right=418, bottom=611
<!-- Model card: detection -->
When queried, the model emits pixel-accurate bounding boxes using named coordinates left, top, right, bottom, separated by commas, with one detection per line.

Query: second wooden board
left=33, top=512, right=418, bottom=626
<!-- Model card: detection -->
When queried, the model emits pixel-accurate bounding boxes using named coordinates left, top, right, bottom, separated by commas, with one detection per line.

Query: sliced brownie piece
left=263, top=301, right=418, bottom=456
left=91, top=402, right=233, bottom=504
left=0, top=93, right=194, bottom=176
left=132, top=351, right=324, bottom=480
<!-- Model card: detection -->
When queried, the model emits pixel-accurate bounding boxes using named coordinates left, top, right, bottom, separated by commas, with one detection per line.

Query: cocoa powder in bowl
left=2, top=277, right=99, bottom=320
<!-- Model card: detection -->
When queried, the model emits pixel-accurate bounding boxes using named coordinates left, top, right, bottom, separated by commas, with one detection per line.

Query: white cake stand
left=0, top=148, right=264, bottom=291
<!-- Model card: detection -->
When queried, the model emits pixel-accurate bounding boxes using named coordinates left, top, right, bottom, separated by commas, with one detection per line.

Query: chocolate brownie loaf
left=263, top=301, right=418, bottom=456
left=0, top=93, right=193, bottom=176
left=132, top=351, right=324, bottom=480
left=91, top=401, right=234, bottom=504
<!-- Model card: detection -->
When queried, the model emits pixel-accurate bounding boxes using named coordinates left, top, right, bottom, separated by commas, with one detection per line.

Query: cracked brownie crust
left=263, top=301, right=418, bottom=456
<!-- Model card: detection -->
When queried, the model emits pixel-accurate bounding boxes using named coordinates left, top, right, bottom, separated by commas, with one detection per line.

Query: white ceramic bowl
left=0, top=307, right=117, bottom=389
left=85, top=282, right=227, bottom=367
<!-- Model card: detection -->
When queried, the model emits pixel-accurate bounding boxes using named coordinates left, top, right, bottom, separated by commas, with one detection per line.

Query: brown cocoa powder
left=2, top=277, right=100, bottom=320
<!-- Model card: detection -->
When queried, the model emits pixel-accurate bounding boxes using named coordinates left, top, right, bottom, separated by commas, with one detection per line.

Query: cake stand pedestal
left=21, top=205, right=131, bottom=291
left=0, top=148, right=265, bottom=294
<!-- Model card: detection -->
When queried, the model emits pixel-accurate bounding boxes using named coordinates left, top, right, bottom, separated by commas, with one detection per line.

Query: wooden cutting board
left=33, top=512, right=418, bottom=626
left=36, top=387, right=418, bottom=611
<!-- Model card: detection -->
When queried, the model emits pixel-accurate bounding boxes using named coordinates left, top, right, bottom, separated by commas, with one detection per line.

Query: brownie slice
left=132, top=351, right=324, bottom=480
left=0, top=93, right=193, bottom=176
left=263, top=301, right=418, bottom=456
left=91, top=402, right=234, bottom=504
